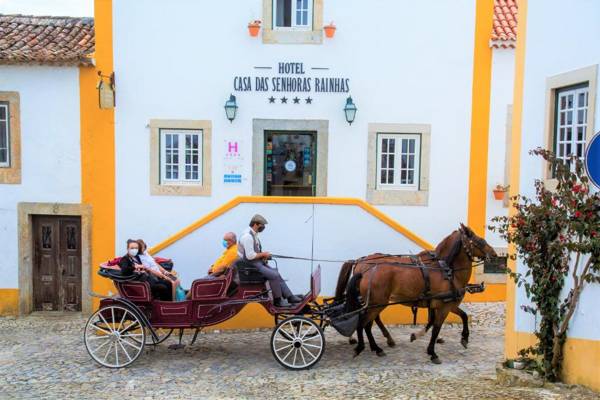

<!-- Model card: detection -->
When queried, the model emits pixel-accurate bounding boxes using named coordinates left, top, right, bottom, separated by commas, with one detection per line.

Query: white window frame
left=0, top=102, right=9, bottom=168
left=273, top=0, right=313, bottom=30
left=376, top=133, right=421, bottom=191
left=160, top=129, right=203, bottom=185
left=554, top=84, right=589, bottom=167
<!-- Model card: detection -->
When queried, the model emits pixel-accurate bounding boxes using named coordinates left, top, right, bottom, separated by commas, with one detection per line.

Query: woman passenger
left=137, top=239, right=183, bottom=301
left=119, top=239, right=171, bottom=301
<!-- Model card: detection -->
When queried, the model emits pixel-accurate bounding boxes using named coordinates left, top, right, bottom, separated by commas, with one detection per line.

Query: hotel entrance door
left=264, top=131, right=316, bottom=196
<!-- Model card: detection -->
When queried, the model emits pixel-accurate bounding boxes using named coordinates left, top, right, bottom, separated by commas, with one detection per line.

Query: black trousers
left=147, top=275, right=172, bottom=301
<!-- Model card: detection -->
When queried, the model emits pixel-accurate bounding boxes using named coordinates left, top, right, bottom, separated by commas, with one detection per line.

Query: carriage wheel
left=270, top=316, right=325, bottom=370
left=84, top=305, right=145, bottom=368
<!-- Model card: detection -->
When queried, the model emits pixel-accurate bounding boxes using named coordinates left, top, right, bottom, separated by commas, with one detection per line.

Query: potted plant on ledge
left=324, top=22, right=336, bottom=38
left=493, top=184, right=509, bottom=200
left=248, top=20, right=261, bottom=37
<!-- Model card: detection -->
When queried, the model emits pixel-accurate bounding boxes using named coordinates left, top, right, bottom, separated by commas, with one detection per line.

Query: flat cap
left=250, top=214, right=268, bottom=225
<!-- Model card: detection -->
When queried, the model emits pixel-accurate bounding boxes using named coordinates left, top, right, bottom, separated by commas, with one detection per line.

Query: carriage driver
left=238, top=214, right=302, bottom=307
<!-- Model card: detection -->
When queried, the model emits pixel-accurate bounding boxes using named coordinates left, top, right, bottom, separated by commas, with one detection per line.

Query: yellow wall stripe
left=149, top=196, right=434, bottom=254
left=467, top=0, right=495, bottom=237
left=504, top=0, right=527, bottom=359
left=80, top=0, right=116, bottom=301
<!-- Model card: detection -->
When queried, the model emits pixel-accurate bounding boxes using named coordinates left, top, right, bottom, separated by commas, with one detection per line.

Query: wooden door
left=32, top=216, right=82, bottom=311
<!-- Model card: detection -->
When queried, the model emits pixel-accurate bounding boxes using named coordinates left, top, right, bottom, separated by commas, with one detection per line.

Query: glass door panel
left=265, top=131, right=316, bottom=196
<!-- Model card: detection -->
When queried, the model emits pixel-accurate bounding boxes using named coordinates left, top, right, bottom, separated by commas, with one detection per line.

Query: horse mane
left=435, top=230, right=462, bottom=265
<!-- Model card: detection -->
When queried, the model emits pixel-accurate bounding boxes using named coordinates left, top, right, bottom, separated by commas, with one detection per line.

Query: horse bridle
left=460, top=230, right=491, bottom=262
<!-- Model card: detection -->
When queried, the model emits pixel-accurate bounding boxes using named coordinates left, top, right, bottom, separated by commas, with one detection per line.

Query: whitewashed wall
left=515, top=0, right=600, bottom=341
left=153, top=202, right=426, bottom=296
left=0, top=66, right=82, bottom=288
left=112, top=0, right=477, bottom=257
left=486, top=48, right=515, bottom=247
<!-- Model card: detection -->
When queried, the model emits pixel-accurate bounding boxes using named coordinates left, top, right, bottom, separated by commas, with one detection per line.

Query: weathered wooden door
left=32, top=216, right=82, bottom=311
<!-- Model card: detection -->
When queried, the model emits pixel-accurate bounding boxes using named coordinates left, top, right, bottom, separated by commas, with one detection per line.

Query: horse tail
left=334, top=261, right=355, bottom=301
left=345, top=272, right=363, bottom=312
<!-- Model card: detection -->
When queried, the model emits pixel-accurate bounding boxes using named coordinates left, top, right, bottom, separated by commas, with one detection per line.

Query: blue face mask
left=222, top=240, right=229, bottom=249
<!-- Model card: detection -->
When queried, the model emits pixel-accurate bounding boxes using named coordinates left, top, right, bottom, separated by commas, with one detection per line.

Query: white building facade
left=0, top=1, right=513, bottom=320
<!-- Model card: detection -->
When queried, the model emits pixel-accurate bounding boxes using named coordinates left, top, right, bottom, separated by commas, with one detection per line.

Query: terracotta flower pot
left=493, top=189, right=505, bottom=200
left=248, top=24, right=260, bottom=37
left=324, top=25, right=336, bottom=38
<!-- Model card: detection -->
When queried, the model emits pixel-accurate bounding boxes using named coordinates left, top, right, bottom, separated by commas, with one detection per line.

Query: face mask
left=128, top=248, right=139, bottom=257
left=222, top=240, right=229, bottom=248
left=257, top=225, right=265, bottom=233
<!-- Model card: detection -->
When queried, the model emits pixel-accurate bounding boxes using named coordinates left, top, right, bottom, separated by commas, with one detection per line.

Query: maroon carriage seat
left=189, top=267, right=236, bottom=301
left=116, top=281, right=153, bottom=302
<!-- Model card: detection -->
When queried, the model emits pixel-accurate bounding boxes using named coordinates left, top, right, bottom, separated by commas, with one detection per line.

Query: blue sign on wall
left=585, top=131, right=600, bottom=188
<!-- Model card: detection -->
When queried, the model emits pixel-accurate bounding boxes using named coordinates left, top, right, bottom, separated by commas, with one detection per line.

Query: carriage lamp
left=344, top=96, right=357, bottom=125
left=224, top=94, right=238, bottom=122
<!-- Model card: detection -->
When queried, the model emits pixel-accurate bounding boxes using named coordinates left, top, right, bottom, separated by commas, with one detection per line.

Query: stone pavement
left=0, top=302, right=597, bottom=399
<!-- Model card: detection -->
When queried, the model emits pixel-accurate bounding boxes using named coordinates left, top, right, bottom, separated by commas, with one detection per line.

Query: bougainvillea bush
left=490, top=148, right=600, bottom=381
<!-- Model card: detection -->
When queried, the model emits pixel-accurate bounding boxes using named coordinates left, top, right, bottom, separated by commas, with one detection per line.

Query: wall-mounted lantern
left=97, top=71, right=115, bottom=109
left=224, top=94, right=238, bottom=122
left=344, top=96, right=357, bottom=125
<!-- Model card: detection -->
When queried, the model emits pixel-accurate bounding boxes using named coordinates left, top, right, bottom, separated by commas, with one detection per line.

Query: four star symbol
left=266, top=96, right=313, bottom=104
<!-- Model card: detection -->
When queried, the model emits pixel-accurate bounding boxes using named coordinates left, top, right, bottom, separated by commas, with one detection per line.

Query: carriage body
left=85, top=264, right=325, bottom=370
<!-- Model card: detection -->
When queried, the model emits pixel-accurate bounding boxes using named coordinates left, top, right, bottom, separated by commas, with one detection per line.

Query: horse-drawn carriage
left=84, top=225, right=495, bottom=369
left=84, top=261, right=338, bottom=370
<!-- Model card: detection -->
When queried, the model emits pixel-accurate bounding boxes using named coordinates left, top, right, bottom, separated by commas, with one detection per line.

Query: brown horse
left=335, top=263, right=472, bottom=350
left=340, top=224, right=496, bottom=364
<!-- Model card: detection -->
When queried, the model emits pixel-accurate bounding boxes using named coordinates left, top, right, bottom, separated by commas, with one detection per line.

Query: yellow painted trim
left=0, top=289, right=19, bottom=316
left=505, top=0, right=527, bottom=359
left=149, top=196, right=434, bottom=254
left=467, top=0, right=495, bottom=237
left=81, top=0, right=115, bottom=305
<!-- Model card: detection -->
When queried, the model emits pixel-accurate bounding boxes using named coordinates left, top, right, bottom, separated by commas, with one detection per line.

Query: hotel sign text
left=233, top=62, right=350, bottom=94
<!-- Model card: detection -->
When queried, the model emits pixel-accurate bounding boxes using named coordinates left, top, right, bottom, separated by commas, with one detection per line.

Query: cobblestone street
left=0, top=303, right=596, bottom=399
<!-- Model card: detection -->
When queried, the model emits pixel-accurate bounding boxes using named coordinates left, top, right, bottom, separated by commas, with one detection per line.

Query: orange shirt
left=209, top=244, right=238, bottom=274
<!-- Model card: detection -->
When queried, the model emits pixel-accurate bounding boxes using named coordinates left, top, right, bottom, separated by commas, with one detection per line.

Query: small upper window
left=274, top=0, right=312, bottom=29
left=160, top=129, right=202, bottom=185
left=376, top=133, right=421, bottom=191
left=554, top=83, right=589, bottom=171
left=0, top=102, right=9, bottom=167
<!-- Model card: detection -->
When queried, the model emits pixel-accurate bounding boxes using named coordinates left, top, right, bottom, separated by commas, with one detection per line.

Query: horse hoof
left=353, top=346, right=364, bottom=357
left=376, top=350, right=386, bottom=357
left=431, top=357, right=442, bottom=365
left=349, top=338, right=357, bottom=345
left=387, top=340, right=396, bottom=348
left=436, top=338, right=445, bottom=344
left=410, top=333, right=416, bottom=342
left=461, top=339, right=468, bottom=349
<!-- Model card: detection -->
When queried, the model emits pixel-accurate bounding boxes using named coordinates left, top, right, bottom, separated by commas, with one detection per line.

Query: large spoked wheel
left=84, top=305, right=146, bottom=368
left=271, top=316, right=325, bottom=370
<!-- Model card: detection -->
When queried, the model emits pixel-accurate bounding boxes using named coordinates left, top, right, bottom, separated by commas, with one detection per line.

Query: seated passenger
left=137, top=239, right=185, bottom=301
left=185, top=232, right=238, bottom=300
left=207, top=232, right=238, bottom=276
left=119, top=239, right=172, bottom=301
left=238, top=214, right=301, bottom=307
